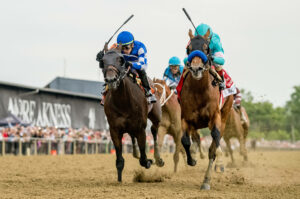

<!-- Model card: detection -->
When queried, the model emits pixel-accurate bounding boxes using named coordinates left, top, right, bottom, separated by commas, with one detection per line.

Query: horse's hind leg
left=181, top=119, right=197, bottom=166
left=191, top=130, right=205, bottom=160
left=130, top=135, right=140, bottom=159
left=136, top=129, right=153, bottom=169
left=110, top=129, right=124, bottom=182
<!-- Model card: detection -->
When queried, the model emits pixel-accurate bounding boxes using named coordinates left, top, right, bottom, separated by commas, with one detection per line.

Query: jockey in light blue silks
left=163, top=56, right=184, bottom=90
left=194, top=23, right=232, bottom=90
left=194, top=24, right=246, bottom=122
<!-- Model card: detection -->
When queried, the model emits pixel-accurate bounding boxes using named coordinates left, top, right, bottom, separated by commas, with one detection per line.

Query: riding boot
left=233, top=104, right=247, bottom=124
left=216, top=69, right=226, bottom=90
left=137, top=69, right=157, bottom=104
left=209, top=67, right=225, bottom=90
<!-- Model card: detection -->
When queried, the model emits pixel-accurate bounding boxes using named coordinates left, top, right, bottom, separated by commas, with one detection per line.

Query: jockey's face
left=122, top=43, right=134, bottom=55
left=170, top=65, right=179, bottom=75
left=203, top=29, right=210, bottom=40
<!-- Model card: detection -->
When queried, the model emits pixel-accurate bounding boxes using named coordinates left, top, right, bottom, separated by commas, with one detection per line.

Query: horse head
left=186, top=32, right=210, bottom=80
left=102, top=45, right=127, bottom=90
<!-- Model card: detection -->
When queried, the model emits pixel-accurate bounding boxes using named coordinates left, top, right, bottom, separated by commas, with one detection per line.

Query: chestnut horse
left=153, top=78, right=206, bottom=172
left=153, top=78, right=186, bottom=172
left=101, top=45, right=161, bottom=182
left=180, top=34, right=234, bottom=190
left=224, top=106, right=250, bottom=163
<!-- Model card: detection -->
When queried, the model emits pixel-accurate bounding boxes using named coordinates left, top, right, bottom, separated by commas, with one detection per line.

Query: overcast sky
left=0, top=0, right=299, bottom=107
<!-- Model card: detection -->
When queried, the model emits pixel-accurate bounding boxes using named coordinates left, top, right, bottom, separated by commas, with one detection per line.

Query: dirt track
left=0, top=150, right=299, bottom=199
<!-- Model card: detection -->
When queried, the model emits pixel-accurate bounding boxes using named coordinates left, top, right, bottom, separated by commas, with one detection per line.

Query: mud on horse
left=178, top=34, right=234, bottom=190
left=101, top=44, right=161, bottom=182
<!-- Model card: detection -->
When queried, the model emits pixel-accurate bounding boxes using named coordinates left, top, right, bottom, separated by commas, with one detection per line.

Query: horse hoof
left=145, top=159, right=152, bottom=169
left=200, top=183, right=210, bottom=190
left=200, top=154, right=205, bottom=159
left=187, top=158, right=197, bottom=166
left=156, top=159, right=165, bottom=167
left=215, top=164, right=225, bottom=173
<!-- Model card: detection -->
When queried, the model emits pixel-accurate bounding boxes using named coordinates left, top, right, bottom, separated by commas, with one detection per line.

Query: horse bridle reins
left=154, top=83, right=175, bottom=107
left=104, top=51, right=130, bottom=87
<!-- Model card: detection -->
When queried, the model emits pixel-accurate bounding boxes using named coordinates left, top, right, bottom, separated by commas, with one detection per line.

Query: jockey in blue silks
left=163, top=56, right=184, bottom=89
left=116, top=31, right=156, bottom=104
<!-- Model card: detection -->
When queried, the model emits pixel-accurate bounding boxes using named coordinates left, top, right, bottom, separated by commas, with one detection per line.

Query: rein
left=154, top=83, right=175, bottom=107
left=105, top=64, right=130, bottom=88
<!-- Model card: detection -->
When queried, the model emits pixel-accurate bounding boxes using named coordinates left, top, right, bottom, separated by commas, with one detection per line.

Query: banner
left=0, top=84, right=108, bottom=130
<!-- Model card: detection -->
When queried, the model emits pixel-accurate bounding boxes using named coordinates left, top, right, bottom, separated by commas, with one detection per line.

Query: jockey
left=195, top=24, right=245, bottom=122
left=163, top=56, right=184, bottom=90
left=98, top=31, right=156, bottom=104
left=194, top=23, right=227, bottom=89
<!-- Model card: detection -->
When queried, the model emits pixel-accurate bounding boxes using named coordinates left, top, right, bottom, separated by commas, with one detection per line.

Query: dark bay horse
left=101, top=45, right=161, bottom=182
left=180, top=34, right=234, bottom=190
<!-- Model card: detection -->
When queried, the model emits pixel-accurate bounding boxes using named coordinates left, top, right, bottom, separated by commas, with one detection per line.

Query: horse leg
left=201, top=114, right=223, bottom=190
left=155, top=125, right=166, bottom=167
left=152, top=125, right=165, bottom=167
left=130, top=134, right=140, bottom=159
left=239, top=134, right=248, bottom=161
left=191, top=130, right=205, bottom=160
left=224, top=137, right=235, bottom=164
left=110, top=129, right=124, bottom=182
left=173, top=133, right=181, bottom=172
left=181, top=119, right=197, bottom=166
left=136, top=129, right=153, bottom=169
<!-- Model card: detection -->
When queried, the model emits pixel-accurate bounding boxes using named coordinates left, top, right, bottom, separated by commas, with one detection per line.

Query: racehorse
left=153, top=78, right=186, bottom=172
left=101, top=44, right=161, bottom=182
left=223, top=106, right=250, bottom=163
left=180, top=33, right=234, bottom=190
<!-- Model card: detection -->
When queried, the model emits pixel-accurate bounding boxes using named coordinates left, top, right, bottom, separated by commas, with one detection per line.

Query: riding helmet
left=117, top=31, right=134, bottom=45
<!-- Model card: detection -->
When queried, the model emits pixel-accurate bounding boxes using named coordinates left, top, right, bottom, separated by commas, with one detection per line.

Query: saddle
left=127, top=70, right=155, bottom=94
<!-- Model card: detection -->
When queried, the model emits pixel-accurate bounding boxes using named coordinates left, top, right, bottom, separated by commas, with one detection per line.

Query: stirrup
left=219, top=81, right=225, bottom=90
left=147, top=95, right=157, bottom=104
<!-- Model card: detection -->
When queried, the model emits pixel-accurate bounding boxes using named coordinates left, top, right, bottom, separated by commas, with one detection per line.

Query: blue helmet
left=168, top=56, right=181, bottom=66
left=117, top=31, right=134, bottom=45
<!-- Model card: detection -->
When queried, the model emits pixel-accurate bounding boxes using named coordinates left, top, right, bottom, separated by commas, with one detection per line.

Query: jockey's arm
left=163, top=76, right=178, bottom=89
left=211, top=35, right=225, bottom=71
left=132, top=48, right=147, bottom=71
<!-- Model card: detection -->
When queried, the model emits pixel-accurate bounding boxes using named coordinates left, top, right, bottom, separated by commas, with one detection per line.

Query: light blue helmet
left=168, top=56, right=181, bottom=66
left=195, top=23, right=212, bottom=37
left=117, top=31, right=134, bottom=45
left=183, top=57, right=188, bottom=66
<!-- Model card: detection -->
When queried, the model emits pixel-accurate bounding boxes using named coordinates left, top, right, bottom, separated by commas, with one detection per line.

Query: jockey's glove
left=96, top=50, right=104, bottom=62
left=125, top=61, right=132, bottom=69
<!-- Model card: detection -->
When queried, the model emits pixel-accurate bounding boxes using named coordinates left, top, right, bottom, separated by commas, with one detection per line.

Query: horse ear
left=116, top=43, right=122, bottom=52
left=188, top=29, right=194, bottom=40
left=104, top=42, right=108, bottom=53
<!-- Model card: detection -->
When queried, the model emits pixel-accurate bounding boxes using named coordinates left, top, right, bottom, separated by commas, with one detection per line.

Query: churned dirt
left=0, top=150, right=299, bottom=199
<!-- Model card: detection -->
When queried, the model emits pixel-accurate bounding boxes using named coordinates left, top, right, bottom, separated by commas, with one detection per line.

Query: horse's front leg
left=201, top=113, right=223, bottom=190
left=153, top=125, right=165, bottom=167
left=136, top=129, right=153, bottom=169
left=181, top=119, right=197, bottom=166
left=110, top=128, right=124, bottom=182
